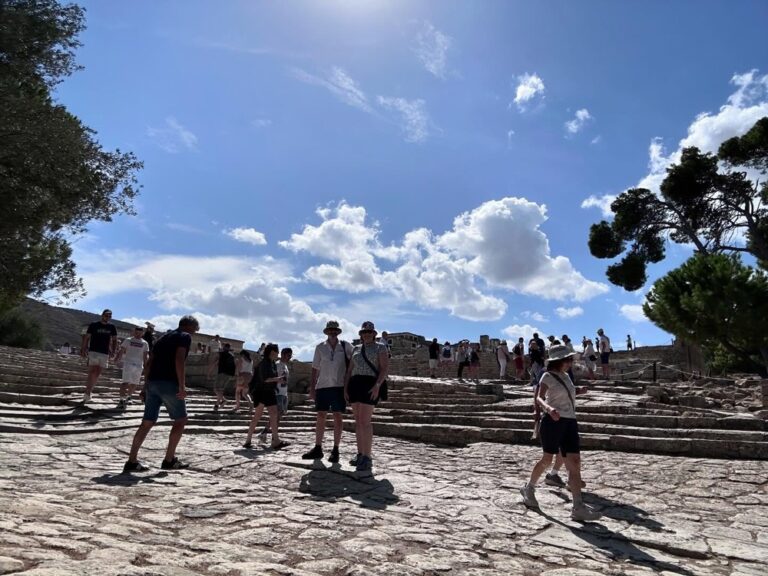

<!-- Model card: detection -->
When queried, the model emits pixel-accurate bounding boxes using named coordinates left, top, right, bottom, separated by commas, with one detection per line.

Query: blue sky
left=54, top=0, right=768, bottom=358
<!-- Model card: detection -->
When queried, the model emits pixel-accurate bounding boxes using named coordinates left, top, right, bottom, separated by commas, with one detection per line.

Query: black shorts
left=348, top=374, right=379, bottom=406
left=250, top=385, right=277, bottom=407
left=315, top=387, right=346, bottom=413
left=540, top=415, right=580, bottom=456
left=600, top=352, right=610, bottom=365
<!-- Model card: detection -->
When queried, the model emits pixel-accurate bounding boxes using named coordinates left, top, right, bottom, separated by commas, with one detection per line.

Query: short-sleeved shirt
left=351, top=342, right=388, bottom=377
left=539, top=371, right=577, bottom=419
left=497, top=345, right=509, bottom=360
left=120, top=337, right=149, bottom=365
left=86, top=322, right=117, bottom=354
left=599, top=335, right=611, bottom=354
left=147, top=330, right=192, bottom=385
left=428, top=342, right=440, bottom=359
left=251, top=358, right=277, bottom=390
left=276, top=360, right=290, bottom=397
left=513, top=343, right=524, bottom=357
left=312, top=340, right=352, bottom=389
left=209, top=339, right=222, bottom=353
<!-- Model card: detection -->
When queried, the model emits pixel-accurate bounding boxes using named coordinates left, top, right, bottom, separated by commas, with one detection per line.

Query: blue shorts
left=143, top=380, right=187, bottom=422
left=276, top=395, right=288, bottom=415
left=315, top=387, right=346, bottom=413
left=600, top=352, right=610, bottom=365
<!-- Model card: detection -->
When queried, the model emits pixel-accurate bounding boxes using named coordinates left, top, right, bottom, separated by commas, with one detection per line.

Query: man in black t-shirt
left=428, top=338, right=440, bottom=378
left=213, top=343, right=236, bottom=412
left=80, top=309, right=118, bottom=402
left=123, top=315, right=200, bottom=473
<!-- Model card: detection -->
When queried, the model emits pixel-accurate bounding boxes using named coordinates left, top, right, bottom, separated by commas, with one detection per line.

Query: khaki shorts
left=88, top=352, right=109, bottom=369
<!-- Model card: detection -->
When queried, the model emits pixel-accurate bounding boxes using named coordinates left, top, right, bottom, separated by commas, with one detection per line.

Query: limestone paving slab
left=0, top=430, right=766, bottom=575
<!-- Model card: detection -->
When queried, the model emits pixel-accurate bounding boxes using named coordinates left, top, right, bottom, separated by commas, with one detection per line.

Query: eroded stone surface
left=0, top=430, right=766, bottom=575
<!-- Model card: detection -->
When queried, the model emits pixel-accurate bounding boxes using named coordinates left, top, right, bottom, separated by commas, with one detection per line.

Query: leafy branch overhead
left=588, top=117, right=768, bottom=290
left=0, top=0, right=143, bottom=312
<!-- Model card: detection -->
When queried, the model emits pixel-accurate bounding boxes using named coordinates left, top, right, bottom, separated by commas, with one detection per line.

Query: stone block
left=678, top=395, right=707, bottom=408
left=762, top=380, right=768, bottom=408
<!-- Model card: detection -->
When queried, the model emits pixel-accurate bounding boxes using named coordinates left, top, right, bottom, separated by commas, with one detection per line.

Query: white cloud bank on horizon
left=581, top=70, right=768, bottom=217
left=502, top=323, right=542, bottom=343
left=281, top=198, right=609, bottom=321
left=620, top=304, right=647, bottom=323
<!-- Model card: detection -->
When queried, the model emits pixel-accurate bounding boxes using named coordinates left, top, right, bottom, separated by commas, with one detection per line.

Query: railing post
left=652, top=361, right=657, bottom=383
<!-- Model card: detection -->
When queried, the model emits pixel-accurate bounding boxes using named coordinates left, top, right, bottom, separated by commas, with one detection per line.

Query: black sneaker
left=122, top=460, right=149, bottom=473
left=328, top=447, right=340, bottom=463
left=349, top=453, right=361, bottom=466
left=160, top=457, right=189, bottom=470
left=301, top=445, right=324, bottom=460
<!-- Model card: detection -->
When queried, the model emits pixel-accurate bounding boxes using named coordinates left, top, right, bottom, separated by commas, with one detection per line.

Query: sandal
left=271, top=440, right=290, bottom=450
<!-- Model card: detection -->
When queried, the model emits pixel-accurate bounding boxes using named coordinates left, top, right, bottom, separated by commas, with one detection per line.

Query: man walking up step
left=123, top=315, right=199, bottom=473
left=115, top=326, right=149, bottom=409
left=80, top=309, right=118, bottom=403
left=302, top=321, right=352, bottom=463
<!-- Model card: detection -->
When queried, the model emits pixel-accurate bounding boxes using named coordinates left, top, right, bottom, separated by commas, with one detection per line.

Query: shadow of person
left=298, top=466, right=399, bottom=510
left=531, top=508, right=696, bottom=576
left=91, top=471, right=169, bottom=487
left=582, top=492, right=665, bottom=532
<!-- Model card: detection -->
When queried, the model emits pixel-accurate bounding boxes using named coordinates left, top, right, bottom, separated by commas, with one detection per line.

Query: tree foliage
left=588, top=117, right=768, bottom=290
left=0, top=307, right=43, bottom=349
left=0, top=0, right=142, bottom=312
left=643, top=253, right=768, bottom=371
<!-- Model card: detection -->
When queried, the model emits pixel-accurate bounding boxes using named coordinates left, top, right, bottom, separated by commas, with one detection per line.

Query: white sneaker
left=519, top=485, right=539, bottom=509
left=571, top=504, right=601, bottom=522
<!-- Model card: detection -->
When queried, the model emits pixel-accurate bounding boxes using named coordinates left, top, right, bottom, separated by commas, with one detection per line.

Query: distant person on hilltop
left=469, top=343, right=481, bottom=383
left=456, top=341, right=470, bottom=383
left=80, top=309, right=118, bottom=403
left=512, top=337, right=526, bottom=379
left=496, top=340, right=510, bottom=380
left=581, top=337, right=597, bottom=381
left=428, top=338, right=440, bottom=378
left=122, top=315, right=200, bottom=473
left=597, top=329, right=611, bottom=379
left=440, top=341, right=453, bottom=364
left=626, top=334, right=633, bottom=351
left=115, top=326, right=149, bottom=409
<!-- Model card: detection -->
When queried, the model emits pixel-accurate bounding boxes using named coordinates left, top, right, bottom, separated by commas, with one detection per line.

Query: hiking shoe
left=571, top=504, right=601, bottom=522
left=83, top=393, right=91, bottom=403
left=349, top=453, right=362, bottom=466
left=328, top=447, right=340, bottom=463
left=213, top=403, right=219, bottom=413
left=545, top=472, right=566, bottom=488
left=258, top=432, right=268, bottom=443
left=355, top=455, right=372, bottom=472
left=242, top=441, right=253, bottom=449
left=519, top=484, right=539, bottom=509
left=301, top=445, right=324, bottom=460
left=122, top=460, right=149, bottom=473
left=160, top=457, right=189, bottom=470
left=117, top=399, right=126, bottom=410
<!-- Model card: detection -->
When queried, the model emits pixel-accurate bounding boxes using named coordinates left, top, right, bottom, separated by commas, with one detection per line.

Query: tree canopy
left=588, top=117, right=768, bottom=290
left=0, top=0, right=142, bottom=313
left=643, top=253, right=768, bottom=371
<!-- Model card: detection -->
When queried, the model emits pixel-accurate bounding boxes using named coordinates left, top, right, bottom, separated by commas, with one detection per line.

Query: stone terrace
left=1, top=345, right=767, bottom=575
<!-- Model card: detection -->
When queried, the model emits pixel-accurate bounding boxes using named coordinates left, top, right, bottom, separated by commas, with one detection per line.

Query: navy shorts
left=600, top=352, right=610, bottom=365
left=540, top=415, right=580, bottom=456
left=348, top=374, right=379, bottom=406
left=315, top=387, right=346, bottom=413
left=143, top=380, right=187, bottom=422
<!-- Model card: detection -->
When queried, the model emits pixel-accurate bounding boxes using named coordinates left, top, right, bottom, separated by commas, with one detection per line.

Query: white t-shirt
left=497, top=344, right=509, bottom=361
left=599, top=335, right=611, bottom=354
left=120, top=337, right=149, bottom=365
left=209, top=339, right=222, bottom=353
left=276, top=360, right=289, bottom=397
left=312, top=339, right=352, bottom=389
left=539, top=371, right=577, bottom=419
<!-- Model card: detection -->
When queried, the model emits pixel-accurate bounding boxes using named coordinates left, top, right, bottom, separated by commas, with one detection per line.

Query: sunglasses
left=360, top=330, right=375, bottom=334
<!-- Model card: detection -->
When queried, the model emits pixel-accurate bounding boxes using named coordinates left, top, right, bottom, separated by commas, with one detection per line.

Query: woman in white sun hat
left=520, top=344, right=600, bottom=522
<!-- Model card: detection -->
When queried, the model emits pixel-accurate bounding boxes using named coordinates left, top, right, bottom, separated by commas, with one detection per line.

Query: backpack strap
left=546, top=371, right=575, bottom=412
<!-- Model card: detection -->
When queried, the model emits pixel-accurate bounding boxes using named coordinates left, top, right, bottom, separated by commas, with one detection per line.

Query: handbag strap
left=360, top=344, right=379, bottom=377
left=546, top=371, right=575, bottom=412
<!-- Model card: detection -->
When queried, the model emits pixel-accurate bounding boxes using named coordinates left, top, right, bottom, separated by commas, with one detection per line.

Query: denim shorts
left=276, top=395, right=288, bottom=415
left=143, top=380, right=187, bottom=422
left=315, top=387, right=346, bottom=413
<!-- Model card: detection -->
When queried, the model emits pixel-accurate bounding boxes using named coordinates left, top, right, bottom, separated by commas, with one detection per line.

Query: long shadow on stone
left=533, top=510, right=697, bottom=576
left=297, top=466, right=399, bottom=510
left=233, top=447, right=282, bottom=460
left=91, top=471, right=169, bottom=486
left=582, top=492, right=665, bottom=532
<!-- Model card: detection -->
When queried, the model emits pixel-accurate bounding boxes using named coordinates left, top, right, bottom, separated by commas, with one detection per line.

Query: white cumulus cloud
left=225, top=227, right=267, bottom=246
left=502, top=324, right=542, bottom=343
left=414, top=21, right=452, bottom=79
left=513, top=73, right=545, bottom=111
left=620, top=304, right=647, bottom=323
left=555, top=306, right=584, bottom=319
left=522, top=311, right=549, bottom=323
left=565, top=108, right=593, bottom=135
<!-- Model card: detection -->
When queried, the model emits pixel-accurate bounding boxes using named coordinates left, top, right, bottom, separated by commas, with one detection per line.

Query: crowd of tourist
left=75, top=309, right=629, bottom=520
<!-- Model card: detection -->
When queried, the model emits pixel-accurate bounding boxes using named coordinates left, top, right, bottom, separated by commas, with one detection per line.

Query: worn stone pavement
left=1, top=429, right=767, bottom=576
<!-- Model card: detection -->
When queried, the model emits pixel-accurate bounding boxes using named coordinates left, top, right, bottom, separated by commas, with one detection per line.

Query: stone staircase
left=0, top=345, right=766, bottom=460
